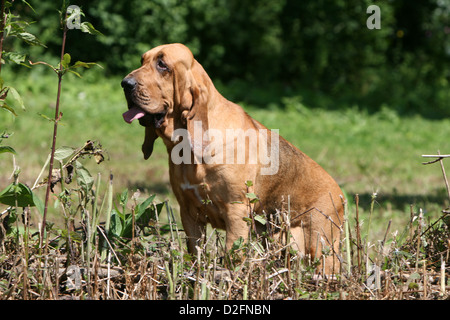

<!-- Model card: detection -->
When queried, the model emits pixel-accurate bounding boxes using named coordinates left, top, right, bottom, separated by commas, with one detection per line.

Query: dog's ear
left=186, top=84, right=208, bottom=138
left=174, top=61, right=209, bottom=160
left=142, top=126, right=158, bottom=160
left=187, top=62, right=209, bottom=158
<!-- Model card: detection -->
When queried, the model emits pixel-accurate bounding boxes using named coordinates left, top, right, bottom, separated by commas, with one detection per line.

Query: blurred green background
left=9, top=0, right=450, bottom=117
left=1, top=0, right=449, bottom=237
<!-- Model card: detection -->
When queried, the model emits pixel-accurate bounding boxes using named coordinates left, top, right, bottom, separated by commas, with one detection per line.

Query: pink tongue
left=123, top=107, right=145, bottom=124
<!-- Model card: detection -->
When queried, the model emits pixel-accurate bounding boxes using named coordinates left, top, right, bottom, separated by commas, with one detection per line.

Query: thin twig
left=422, top=154, right=450, bottom=158
left=355, top=194, right=362, bottom=273
left=422, top=154, right=450, bottom=165
left=97, top=225, right=121, bottom=266
left=438, top=154, right=450, bottom=203
left=421, top=152, right=450, bottom=203
left=41, top=21, right=69, bottom=250
left=0, top=0, right=10, bottom=75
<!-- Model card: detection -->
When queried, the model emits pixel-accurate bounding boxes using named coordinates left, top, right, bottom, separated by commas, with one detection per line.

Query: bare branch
left=422, top=154, right=450, bottom=165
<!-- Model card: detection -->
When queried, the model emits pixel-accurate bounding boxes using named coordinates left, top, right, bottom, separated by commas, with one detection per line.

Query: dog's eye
left=157, top=59, right=169, bottom=72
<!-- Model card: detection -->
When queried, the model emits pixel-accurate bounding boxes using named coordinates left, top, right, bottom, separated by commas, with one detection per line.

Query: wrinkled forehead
left=141, top=44, right=194, bottom=68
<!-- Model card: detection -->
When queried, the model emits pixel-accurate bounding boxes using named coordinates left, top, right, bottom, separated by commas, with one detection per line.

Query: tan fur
left=122, top=43, right=345, bottom=274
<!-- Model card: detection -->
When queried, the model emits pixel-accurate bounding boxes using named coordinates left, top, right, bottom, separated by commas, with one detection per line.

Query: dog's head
left=121, top=43, right=209, bottom=159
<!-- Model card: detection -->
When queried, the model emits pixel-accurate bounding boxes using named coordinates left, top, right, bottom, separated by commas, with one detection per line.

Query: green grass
left=1, top=68, right=450, bottom=242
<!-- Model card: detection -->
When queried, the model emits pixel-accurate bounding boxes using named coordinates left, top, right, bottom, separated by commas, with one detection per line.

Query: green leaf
left=20, top=0, right=36, bottom=13
left=254, top=215, right=267, bottom=225
left=245, top=192, right=259, bottom=203
left=231, top=236, right=244, bottom=251
left=69, top=61, right=103, bottom=74
left=243, top=217, right=252, bottom=223
left=75, top=161, right=94, bottom=192
left=62, top=53, right=71, bottom=69
left=54, top=146, right=75, bottom=161
left=409, top=272, right=421, bottom=280
left=136, top=198, right=164, bottom=230
left=32, top=192, right=45, bottom=215
left=71, top=61, right=93, bottom=68
left=109, top=209, right=123, bottom=237
left=3, top=52, right=26, bottom=64
left=1, top=102, right=17, bottom=116
left=0, top=145, right=17, bottom=155
left=16, top=32, right=45, bottom=47
left=0, top=182, right=35, bottom=207
left=7, top=87, right=25, bottom=111
left=245, top=192, right=258, bottom=199
left=79, top=22, right=103, bottom=36
left=38, top=112, right=55, bottom=122
left=135, top=194, right=156, bottom=217
left=67, top=69, right=82, bottom=78
left=121, top=217, right=133, bottom=238
left=119, top=189, right=129, bottom=207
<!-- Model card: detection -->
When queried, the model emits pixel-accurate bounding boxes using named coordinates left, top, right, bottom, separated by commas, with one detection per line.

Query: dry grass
left=1, top=175, right=449, bottom=300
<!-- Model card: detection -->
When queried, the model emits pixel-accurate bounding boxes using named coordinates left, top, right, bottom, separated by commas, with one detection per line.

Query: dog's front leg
left=224, top=204, right=250, bottom=251
left=180, top=208, right=207, bottom=255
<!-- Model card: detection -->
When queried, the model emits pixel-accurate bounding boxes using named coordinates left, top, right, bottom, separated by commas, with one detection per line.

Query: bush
left=10, top=0, right=450, bottom=117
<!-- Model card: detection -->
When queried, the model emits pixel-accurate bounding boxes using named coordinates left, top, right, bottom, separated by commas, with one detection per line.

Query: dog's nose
left=121, top=77, right=137, bottom=91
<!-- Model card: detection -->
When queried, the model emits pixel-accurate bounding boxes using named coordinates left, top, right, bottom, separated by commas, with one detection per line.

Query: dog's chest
left=178, top=175, right=207, bottom=205
left=170, top=164, right=238, bottom=211
left=170, top=164, right=211, bottom=205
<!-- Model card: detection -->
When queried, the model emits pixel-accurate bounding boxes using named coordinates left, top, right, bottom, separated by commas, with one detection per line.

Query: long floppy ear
left=174, top=60, right=209, bottom=161
left=186, top=62, right=209, bottom=160
left=142, top=126, right=158, bottom=160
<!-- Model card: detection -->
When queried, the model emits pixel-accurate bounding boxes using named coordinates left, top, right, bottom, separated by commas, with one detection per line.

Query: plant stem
left=437, top=152, right=450, bottom=204
left=90, top=173, right=101, bottom=245
left=355, top=194, right=361, bottom=273
left=343, top=198, right=351, bottom=274
left=101, top=173, right=113, bottom=262
left=40, top=22, right=68, bottom=250
left=0, top=0, right=7, bottom=76
left=164, top=261, right=174, bottom=299
left=365, top=192, right=377, bottom=276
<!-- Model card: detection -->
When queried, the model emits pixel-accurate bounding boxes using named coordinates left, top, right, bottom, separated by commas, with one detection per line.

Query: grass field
left=1, top=68, right=449, bottom=300
left=2, top=68, right=449, bottom=231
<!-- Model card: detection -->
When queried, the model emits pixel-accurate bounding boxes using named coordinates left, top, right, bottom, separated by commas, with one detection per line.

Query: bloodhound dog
left=122, top=43, right=344, bottom=274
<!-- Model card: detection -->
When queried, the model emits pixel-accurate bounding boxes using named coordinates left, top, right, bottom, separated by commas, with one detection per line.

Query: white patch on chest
left=180, top=175, right=203, bottom=203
